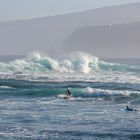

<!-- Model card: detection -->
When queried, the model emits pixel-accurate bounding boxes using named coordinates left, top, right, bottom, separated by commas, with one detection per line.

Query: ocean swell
left=0, top=52, right=139, bottom=75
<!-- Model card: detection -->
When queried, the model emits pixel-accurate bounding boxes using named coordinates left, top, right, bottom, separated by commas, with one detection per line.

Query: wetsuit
left=126, top=106, right=133, bottom=111
left=67, top=89, right=72, bottom=97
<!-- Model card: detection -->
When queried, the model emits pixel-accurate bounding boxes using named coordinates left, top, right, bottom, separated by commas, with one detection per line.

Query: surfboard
left=58, top=94, right=74, bottom=100
left=120, top=109, right=138, bottom=112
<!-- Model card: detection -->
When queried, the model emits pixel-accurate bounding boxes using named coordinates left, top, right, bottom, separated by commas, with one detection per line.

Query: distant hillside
left=0, top=3, right=140, bottom=56
left=63, top=22, right=140, bottom=58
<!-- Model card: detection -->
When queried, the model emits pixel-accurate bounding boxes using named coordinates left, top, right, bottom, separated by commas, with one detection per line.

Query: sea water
left=0, top=52, right=140, bottom=140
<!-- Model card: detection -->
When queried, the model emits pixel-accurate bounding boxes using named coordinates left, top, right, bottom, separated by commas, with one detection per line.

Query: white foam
left=0, top=52, right=99, bottom=74
left=0, top=51, right=139, bottom=84
left=84, top=87, right=140, bottom=96
left=0, top=86, right=14, bottom=89
left=85, top=87, right=94, bottom=93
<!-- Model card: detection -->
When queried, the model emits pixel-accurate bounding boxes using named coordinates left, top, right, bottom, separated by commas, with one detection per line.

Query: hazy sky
left=0, top=0, right=140, bottom=22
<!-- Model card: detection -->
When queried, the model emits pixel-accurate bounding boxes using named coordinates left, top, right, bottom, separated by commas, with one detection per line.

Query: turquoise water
left=0, top=52, right=140, bottom=140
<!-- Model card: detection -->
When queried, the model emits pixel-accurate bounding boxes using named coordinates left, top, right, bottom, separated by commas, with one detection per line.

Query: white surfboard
left=58, top=94, right=75, bottom=100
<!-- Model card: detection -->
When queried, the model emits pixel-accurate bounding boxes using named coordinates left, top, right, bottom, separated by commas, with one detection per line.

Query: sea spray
left=0, top=51, right=139, bottom=83
left=0, top=52, right=99, bottom=74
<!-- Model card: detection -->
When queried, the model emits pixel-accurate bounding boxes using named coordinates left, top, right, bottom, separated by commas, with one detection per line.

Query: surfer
left=126, top=106, right=138, bottom=111
left=126, top=106, right=133, bottom=111
left=66, top=88, right=72, bottom=97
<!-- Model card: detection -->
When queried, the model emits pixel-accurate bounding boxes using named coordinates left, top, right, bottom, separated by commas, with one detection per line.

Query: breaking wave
left=0, top=52, right=139, bottom=75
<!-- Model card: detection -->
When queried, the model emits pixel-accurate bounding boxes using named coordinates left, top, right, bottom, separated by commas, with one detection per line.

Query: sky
left=0, top=0, right=140, bottom=22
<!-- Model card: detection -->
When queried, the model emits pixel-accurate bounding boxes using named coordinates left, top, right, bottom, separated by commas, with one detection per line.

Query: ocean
left=0, top=52, right=140, bottom=140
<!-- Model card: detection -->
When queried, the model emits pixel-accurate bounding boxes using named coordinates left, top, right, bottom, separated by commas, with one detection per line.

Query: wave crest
left=0, top=52, right=139, bottom=75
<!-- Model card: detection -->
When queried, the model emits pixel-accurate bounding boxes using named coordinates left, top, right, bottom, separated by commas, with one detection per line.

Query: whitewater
left=0, top=52, right=140, bottom=140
